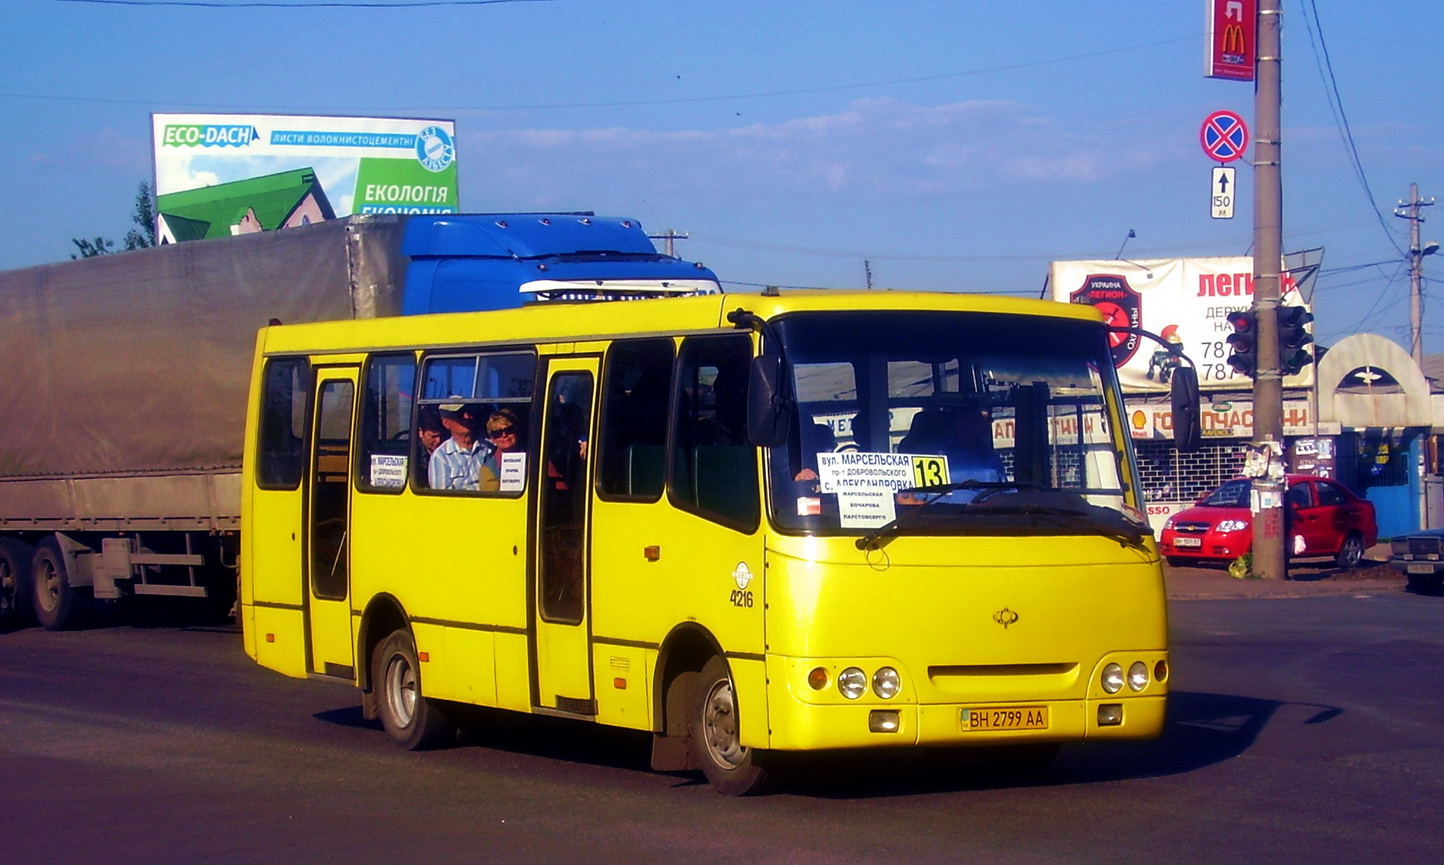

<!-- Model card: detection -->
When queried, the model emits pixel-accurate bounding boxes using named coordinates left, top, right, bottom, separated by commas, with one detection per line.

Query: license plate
left=1173, top=537, right=1202, bottom=548
left=1407, top=563, right=1437, bottom=574
left=960, top=706, right=1049, bottom=732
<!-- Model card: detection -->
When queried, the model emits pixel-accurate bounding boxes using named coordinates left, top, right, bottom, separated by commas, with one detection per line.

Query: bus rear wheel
left=689, top=656, right=773, bottom=796
left=372, top=629, right=455, bottom=750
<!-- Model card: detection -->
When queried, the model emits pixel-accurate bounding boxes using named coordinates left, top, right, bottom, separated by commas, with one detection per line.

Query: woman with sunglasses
left=479, top=408, right=524, bottom=492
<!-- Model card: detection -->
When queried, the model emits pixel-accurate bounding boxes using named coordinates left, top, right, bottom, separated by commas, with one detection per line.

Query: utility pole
left=864, top=259, right=874, bottom=289
left=1251, top=0, right=1287, bottom=581
left=1395, top=184, right=1436, bottom=366
left=649, top=228, right=688, bottom=258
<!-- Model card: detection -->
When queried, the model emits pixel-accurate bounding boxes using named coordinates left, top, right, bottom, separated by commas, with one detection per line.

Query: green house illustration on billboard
left=156, top=167, right=336, bottom=244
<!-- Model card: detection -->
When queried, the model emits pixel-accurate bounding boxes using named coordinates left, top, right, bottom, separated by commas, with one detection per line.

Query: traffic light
left=1225, top=309, right=1258, bottom=378
left=1278, top=305, right=1315, bottom=375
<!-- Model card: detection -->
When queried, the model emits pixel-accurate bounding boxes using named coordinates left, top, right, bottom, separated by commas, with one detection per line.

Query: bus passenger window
left=598, top=339, right=673, bottom=500
left=416, top=349, right=537, bottom=495
left=256, top=357, right=309, bottom=490
left=671, top=335, right=759, bottom=531
left=356, top=353, right=416, bottom=493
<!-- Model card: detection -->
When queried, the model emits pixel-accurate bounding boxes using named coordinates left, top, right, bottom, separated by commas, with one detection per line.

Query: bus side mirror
left=747, top=355, right=790, bottom=448
left=1171, top=365, right=1202, bottom=453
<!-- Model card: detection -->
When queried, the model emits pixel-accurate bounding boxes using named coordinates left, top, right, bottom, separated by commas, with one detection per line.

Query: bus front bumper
left=762, top=690, right=1167, bottom=752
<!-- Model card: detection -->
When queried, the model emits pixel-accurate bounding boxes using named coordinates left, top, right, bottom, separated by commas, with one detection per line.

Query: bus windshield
left=766, top=309, right=1145, bottom=539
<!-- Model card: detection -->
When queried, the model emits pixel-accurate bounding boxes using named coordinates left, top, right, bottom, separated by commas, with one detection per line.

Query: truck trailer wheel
left=0, top=539, right=32, bottom=623
left=32, top=539, right=82, bottom=631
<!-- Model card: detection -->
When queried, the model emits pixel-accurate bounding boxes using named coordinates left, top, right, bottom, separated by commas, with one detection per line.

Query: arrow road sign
left=1200, top=110, right=1249, bottom=163
left=1211, top=166, right=1236, bottom=219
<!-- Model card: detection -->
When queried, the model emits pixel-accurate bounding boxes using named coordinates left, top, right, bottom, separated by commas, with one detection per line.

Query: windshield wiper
left=969, top=503, right=1151, bottom=551
left=855, top=483, right=1149, bottom=552
left=855, top=480, right=1034, bottom=551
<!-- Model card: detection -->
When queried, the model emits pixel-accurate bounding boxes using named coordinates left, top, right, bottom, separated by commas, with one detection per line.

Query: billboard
left=151, top=113, right=458, bottom=242
left=1049, top=257, right=1314, bottom=393
left=1205, top=0, right=1257, bottom=81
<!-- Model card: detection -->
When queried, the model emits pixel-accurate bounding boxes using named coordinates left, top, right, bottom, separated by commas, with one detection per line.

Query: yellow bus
left=240, top=290, right=1189, bottom=795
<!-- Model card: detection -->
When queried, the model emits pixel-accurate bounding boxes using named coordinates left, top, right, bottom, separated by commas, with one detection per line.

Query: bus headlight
left=872, top=667, right=900, bottom=699
left=838, top=667, right=867, bottom=699
left=1128, top=661, right=1149, bottom=691
left=1101, top=663, right=1124, bottom=694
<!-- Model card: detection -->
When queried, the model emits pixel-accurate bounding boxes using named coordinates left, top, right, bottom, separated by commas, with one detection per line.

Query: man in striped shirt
left=428, top=400, right=489, bottom=491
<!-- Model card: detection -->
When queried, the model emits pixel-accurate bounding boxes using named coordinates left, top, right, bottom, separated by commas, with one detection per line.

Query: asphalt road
left=2, top=592, right=1442, bottom=865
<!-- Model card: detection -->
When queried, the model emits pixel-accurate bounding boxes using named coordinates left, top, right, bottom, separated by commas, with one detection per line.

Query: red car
left=1159, top=474, right=1377, bottom=568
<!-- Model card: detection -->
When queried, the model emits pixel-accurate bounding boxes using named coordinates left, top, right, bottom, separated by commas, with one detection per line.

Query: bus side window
left=671, top=335, right=759, bottom=531
left=356, top=352, right=416, bottom=494
left=598, top=338, right=673, bottom=500
left=256, top=357, right=309, bottom=490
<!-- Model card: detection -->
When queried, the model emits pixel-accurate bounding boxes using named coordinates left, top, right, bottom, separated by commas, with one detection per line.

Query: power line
left=44, top=0, right=550, bottom=7
left=1299, top=0, right=1407, bottom=259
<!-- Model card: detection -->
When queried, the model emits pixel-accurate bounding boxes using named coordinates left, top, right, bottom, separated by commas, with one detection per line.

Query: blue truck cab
left=401, top=213, right=720, bottom=314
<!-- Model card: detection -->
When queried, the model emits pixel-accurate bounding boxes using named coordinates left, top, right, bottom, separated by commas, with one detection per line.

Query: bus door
left=306, top=368, right=359, bottom=679
left=532, top=359, right=598, bottom=713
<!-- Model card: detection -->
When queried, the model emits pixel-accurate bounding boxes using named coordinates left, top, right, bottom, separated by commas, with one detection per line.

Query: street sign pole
left=1252, top=0, right=1287, bottom=581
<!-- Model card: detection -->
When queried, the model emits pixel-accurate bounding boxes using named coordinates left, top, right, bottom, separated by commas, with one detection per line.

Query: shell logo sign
left=1130, top=409, right=1154, bottom=438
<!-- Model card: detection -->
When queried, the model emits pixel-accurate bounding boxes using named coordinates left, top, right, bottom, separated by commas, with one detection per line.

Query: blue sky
left=4, top=0, right=1443, bottom=350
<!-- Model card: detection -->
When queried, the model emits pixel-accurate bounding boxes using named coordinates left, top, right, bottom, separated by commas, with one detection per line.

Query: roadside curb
left=1165, top=551, right=1404, bottom=601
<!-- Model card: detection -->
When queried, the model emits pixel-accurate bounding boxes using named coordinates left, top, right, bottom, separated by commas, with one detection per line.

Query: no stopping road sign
left=1200, top=110, right=1249, bottom=163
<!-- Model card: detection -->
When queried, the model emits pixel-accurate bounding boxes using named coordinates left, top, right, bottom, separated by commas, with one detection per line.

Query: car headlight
left=1391, top=538, right=1409, bottom=555
left=1163, top=517, right=1176, bottom=531
left=872, top=667, right=901, bottom=700
left=1216, top=519, right=1249, bottom=533
left=1128, top=661, right=1149, bottom=691
left=1101, top=663, right=1124, bottom=694
left=838, top=667, right=867, bottom=700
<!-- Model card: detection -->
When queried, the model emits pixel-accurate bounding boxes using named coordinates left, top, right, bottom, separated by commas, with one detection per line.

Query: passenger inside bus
left=479, top=408, right=522, bottom=492
left=414, top=405, right=447, bottom=488
left=428, top=400, right=489, bottom=491
left=897, top=403, right=1004, bottom=501
left=794, top=422, right=837, bottom=483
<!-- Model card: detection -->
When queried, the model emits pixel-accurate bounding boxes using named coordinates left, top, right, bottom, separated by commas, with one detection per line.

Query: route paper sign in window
left=817, top=452, right=951, bottom=528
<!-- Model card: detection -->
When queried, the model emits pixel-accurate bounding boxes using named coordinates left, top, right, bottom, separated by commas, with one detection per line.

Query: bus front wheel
left=689, top=656, right=773, bottom=796
left=372, top=629, right=455, bottom=750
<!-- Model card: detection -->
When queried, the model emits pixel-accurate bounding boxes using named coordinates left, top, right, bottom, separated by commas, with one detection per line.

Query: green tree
left=71, top=182, right=157, bottom=259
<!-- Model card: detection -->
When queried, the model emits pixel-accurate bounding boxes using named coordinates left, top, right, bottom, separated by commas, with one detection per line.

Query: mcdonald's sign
left=1206, top=0, right=1256, bottom=81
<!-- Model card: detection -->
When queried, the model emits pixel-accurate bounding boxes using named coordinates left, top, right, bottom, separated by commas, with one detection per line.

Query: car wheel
left=1334, top=533, right=1365, bottom=569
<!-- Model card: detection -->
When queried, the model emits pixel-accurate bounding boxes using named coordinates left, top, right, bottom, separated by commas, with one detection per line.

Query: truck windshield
left=766, top=310, right=1146, bottom=539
